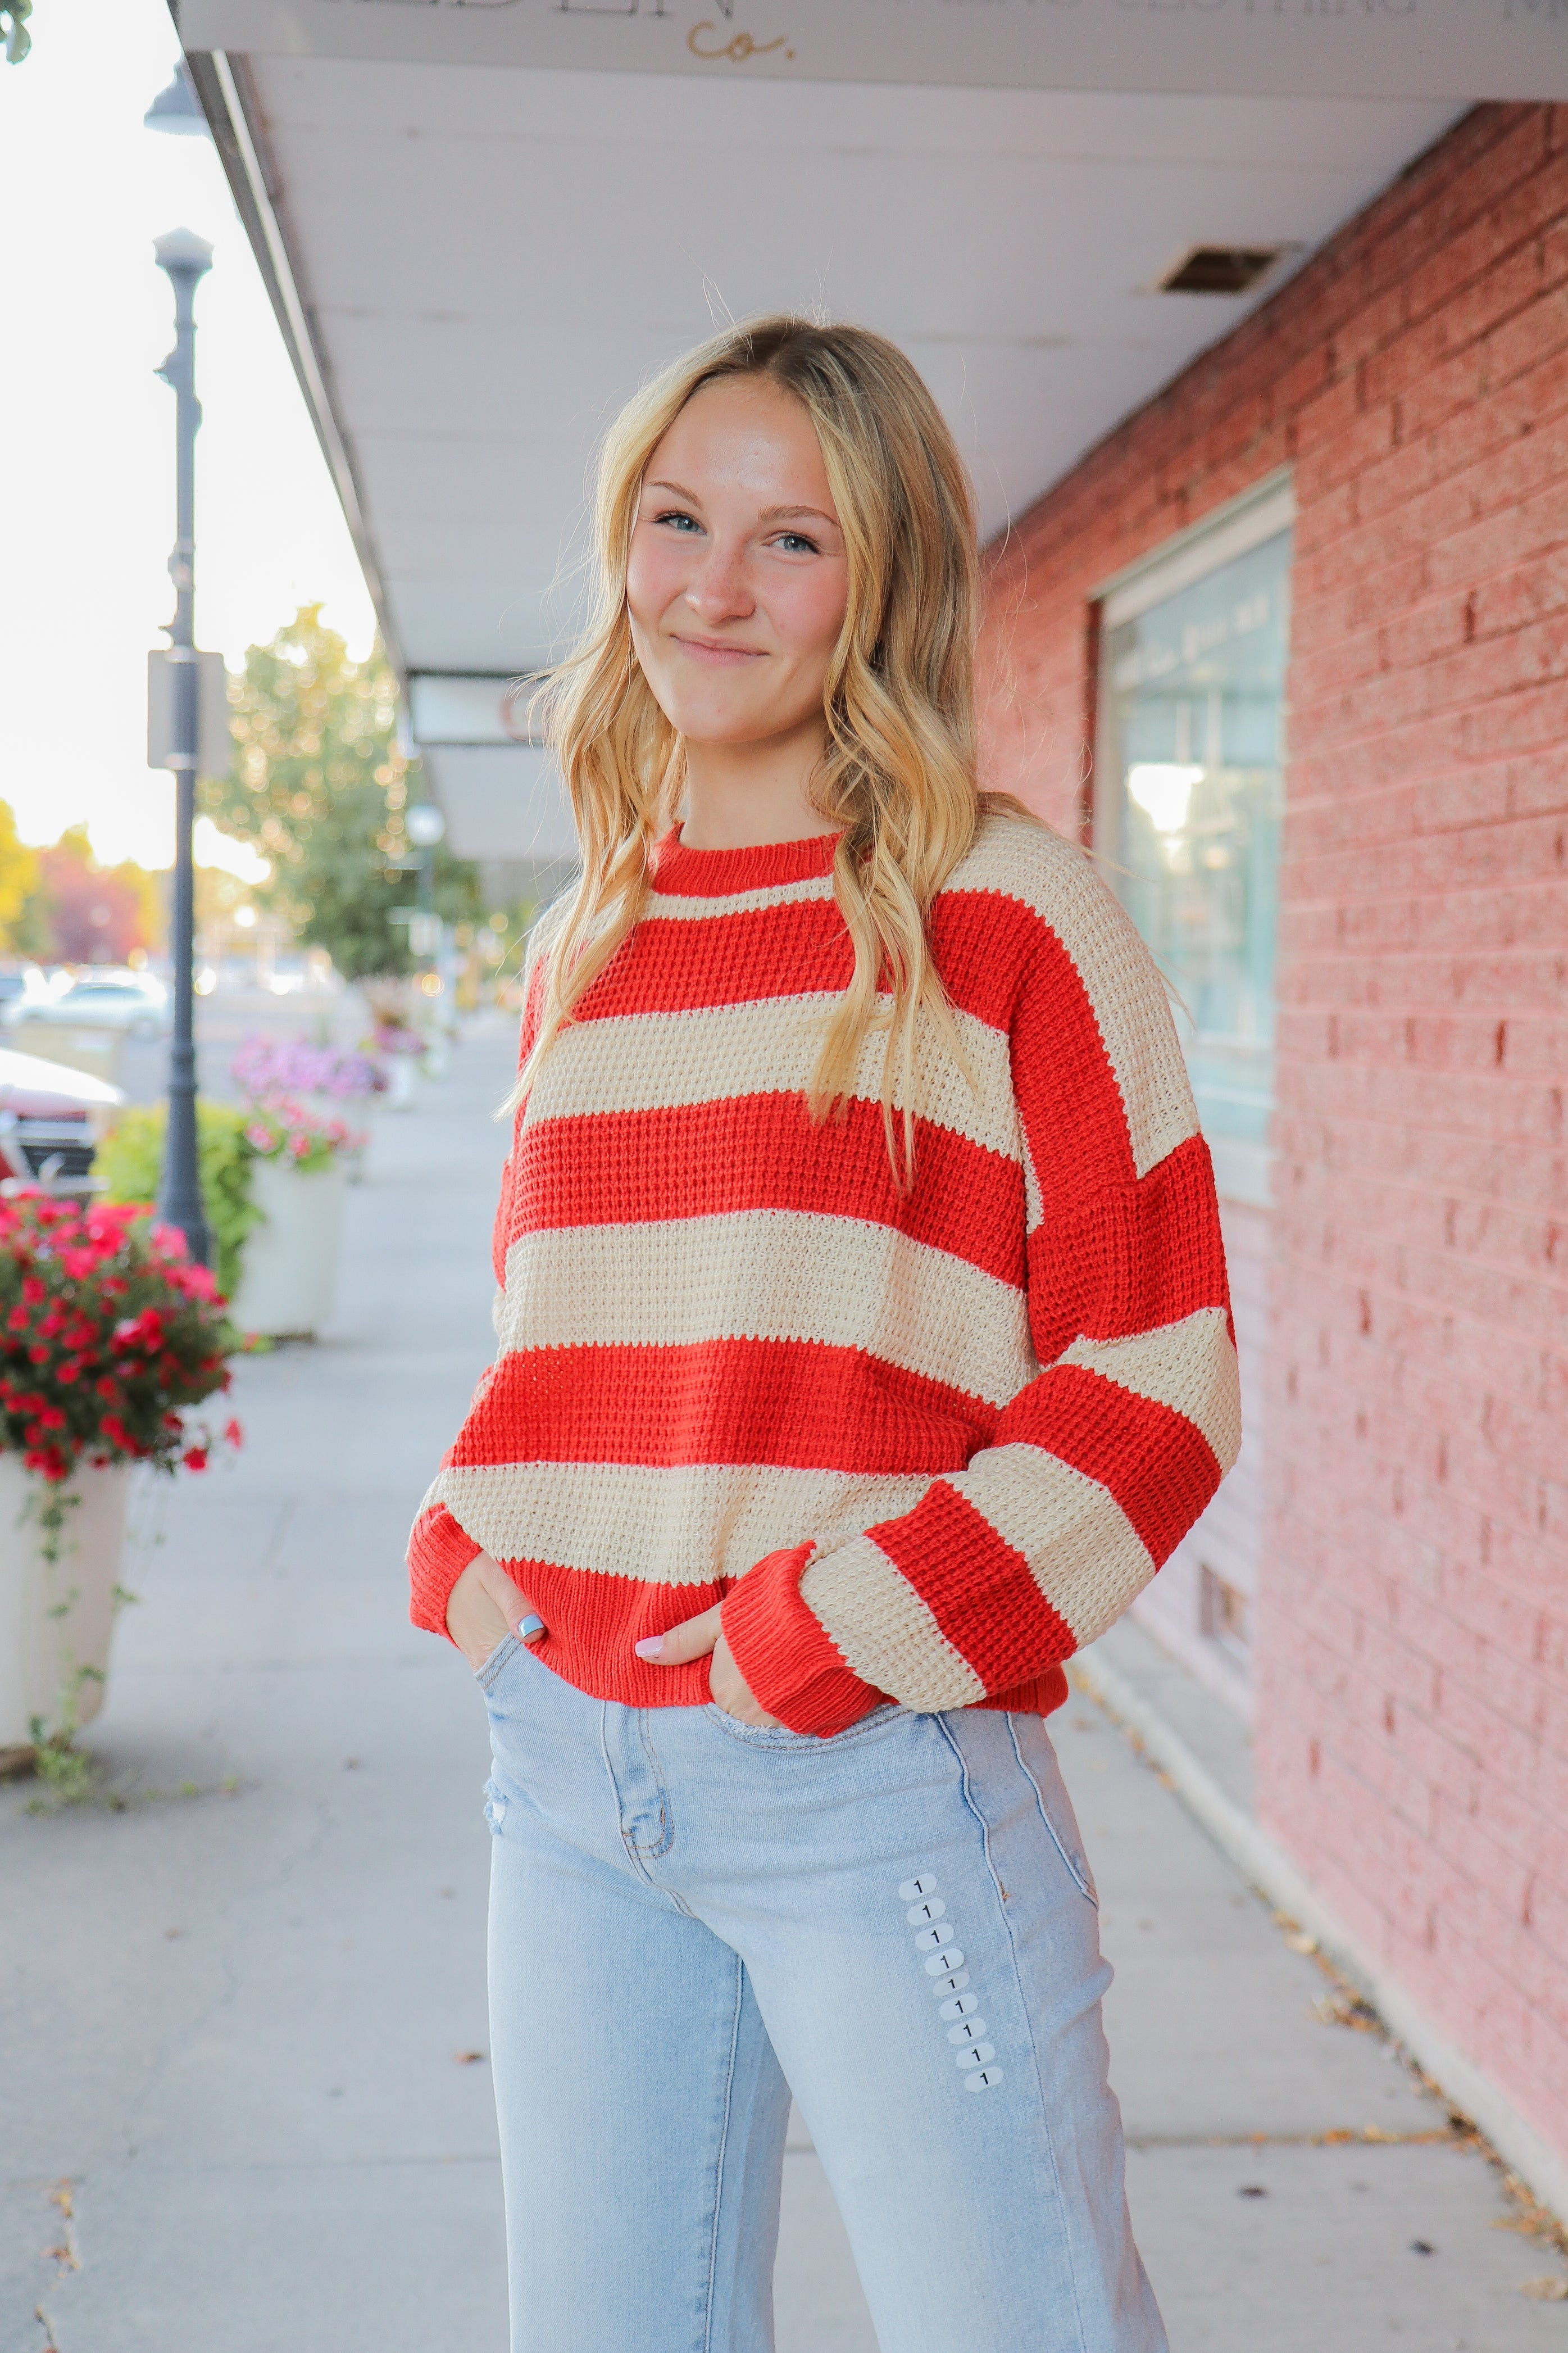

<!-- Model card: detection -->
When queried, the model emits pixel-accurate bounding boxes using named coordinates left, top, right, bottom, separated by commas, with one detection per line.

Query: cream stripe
left=801, top=1533, right=984, bottom=1712
left=496, top=1211, right=1033, bottom=1410
left=524, top=992, right=1022, bottom=1164
left=647, top=874, right=837, bottom=922
left=426, top=1461, right=931, bottom=1587
left=1058, top=1309, right=1241, bottom=1472
left=946, top=815, right=1198, bottom=1180
left=946, top=1442, right=1156, bottom=1649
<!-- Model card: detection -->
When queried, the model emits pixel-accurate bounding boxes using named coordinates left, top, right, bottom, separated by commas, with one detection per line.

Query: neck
left=678, top=723, right=839, bottom=853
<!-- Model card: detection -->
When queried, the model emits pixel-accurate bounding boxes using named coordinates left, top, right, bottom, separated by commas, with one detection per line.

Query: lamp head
left=154, top=226, right=213, bottom=280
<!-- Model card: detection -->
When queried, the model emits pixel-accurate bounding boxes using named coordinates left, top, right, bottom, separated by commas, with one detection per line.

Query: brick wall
left=976, top=103, right=1568, bottom=2165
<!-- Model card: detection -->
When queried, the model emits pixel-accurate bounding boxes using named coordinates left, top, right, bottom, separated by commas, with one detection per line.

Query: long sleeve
left=406, top=931, right=552, bottom=1640
left=723, top=847, right=1242, bottom=1736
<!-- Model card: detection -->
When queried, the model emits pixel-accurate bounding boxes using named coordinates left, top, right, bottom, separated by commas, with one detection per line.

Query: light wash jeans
left=478, top=1631, right=1166, bottom=2353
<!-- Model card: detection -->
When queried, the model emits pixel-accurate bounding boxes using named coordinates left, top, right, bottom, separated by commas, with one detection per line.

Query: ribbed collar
left=649, top=826, right=840, bottom=899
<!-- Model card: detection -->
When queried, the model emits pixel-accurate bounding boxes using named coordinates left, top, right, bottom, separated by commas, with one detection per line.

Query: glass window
left=1096, top=527, right=1290, bottom=1164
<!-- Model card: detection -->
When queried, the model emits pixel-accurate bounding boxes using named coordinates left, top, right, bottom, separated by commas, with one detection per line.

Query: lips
left=671, top=634, right=766, bottom=663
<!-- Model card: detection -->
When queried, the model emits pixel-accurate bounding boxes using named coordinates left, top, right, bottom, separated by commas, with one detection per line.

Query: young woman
left=409, top=318, right=1239, bottom=2353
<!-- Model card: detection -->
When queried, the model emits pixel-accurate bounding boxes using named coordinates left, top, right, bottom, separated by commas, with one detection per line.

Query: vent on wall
left=1156, top=246, right=1289, bottom=296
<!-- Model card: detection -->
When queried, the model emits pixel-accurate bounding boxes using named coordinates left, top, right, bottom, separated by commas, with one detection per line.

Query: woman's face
left=626, top=376, right=850, bottom=753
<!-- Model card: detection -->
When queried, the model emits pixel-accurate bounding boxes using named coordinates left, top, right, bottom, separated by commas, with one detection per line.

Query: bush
left=96, top=1103, right=262, bottom=1301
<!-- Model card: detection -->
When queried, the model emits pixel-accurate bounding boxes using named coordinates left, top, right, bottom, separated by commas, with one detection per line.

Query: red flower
left=183, top=1445, right=208, bottom=1472
left=224, top=1416, right=244, bottom=1449
left=56, top=1361, right=81, bottom=1385
left=21, top=1276, right=44, bottom=1306
left=7, top=1307, right=28, bottom=1332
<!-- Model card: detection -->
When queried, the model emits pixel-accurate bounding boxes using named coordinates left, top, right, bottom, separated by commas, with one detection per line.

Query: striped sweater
left=407, top=813, right=1240, bottom=1737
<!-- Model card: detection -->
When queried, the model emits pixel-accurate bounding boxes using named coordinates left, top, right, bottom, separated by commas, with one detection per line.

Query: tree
left=0, top=801, right=42, bottom=955
left=33, top=827, right=161, bottom=965
left=2, top=1, right=31, bottom=65
left=199, top=606, right=477, bottom=981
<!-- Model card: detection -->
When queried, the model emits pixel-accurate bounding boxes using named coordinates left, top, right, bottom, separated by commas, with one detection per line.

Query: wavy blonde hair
left=514, top=314, right=1002, bottom=1184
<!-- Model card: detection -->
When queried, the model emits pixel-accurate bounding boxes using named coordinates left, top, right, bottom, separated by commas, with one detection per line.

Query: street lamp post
left=153, top=228, right=214, bottom=1267
left=404, top=803, right=446, bottom=964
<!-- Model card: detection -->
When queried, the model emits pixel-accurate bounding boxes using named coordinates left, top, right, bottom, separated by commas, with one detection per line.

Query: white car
left=18, top=969, right=171, bottom=1041
left=0, top=1047, right=124, bottom=1195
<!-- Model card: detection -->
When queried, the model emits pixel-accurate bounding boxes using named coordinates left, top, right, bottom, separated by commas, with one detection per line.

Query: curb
left=1071, top=1644, right=1568, bottom=2229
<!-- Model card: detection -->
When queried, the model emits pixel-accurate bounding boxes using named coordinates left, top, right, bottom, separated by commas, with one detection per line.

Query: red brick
left=979, top=102, right=1568, bottom=2177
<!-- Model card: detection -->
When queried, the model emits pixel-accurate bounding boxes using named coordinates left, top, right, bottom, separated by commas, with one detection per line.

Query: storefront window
left=1096, top=516, right=1290, bottom=1186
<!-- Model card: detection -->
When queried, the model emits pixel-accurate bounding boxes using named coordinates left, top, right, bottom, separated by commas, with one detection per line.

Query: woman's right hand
left=446, top=1551, right=540, bottom=1671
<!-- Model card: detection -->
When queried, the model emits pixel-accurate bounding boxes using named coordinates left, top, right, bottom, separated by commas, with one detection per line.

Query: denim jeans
left=478, top=1631, right=1166, bottom=2353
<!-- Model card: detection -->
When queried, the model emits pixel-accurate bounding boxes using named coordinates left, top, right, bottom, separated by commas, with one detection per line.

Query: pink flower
left=245, top=1124, right=274, bottom=1151
left=223, top=1416, right=244, bottom=1449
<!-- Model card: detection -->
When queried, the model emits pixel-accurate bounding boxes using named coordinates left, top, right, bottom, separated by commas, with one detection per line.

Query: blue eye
left=775, top=532, right=818, bottom=555
left=655, top=510, right=702, bottom=533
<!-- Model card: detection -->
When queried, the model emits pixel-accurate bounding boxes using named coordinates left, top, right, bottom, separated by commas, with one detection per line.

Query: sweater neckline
left=649, top=826, right=840, bottom=899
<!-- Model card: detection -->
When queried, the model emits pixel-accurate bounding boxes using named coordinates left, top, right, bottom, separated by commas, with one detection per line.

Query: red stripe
left=1001, top=1363, right=1222, bottom=1568
left=929, top=886, right=1044, bottom=1030
left=507, top=1092, right=1028, bottom=1287
left=1010, top=924, right=1140, bottom=1199
left=866, top=1480, right=1078, bottom=1690
left=579, top=898, right=852, bottom=1019
left=1025, top=1135, right=1231, bottom=1359
left=447, top=1337, right=997, bottom=1474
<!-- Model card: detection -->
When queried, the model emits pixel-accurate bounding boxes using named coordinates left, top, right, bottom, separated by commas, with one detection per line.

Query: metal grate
left=1157, top=246, right=1285, bottom=297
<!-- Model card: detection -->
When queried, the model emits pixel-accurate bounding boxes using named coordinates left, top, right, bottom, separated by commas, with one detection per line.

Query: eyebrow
left=644, top=480, right=838, bottom=529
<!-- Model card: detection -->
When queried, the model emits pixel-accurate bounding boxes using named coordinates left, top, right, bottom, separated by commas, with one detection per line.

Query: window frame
left=1090, top=470, right=1296, bottom=1210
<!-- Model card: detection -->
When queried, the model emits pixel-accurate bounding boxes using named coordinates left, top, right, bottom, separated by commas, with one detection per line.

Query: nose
left=684, top=535, right=754, bottom=626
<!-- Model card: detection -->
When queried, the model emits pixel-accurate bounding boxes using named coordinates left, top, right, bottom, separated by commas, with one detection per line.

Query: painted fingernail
left=634, top=1636, right=663, bottom=1660
left=519, top=1615, right=546, bottom=1644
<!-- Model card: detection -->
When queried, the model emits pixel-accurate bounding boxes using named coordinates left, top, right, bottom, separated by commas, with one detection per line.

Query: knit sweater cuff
left=722, top=1546, right=885, bottom=1737
left=408, top=1503, right=482, bottom=1642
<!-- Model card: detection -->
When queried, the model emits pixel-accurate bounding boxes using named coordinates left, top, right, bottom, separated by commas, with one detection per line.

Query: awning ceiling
left=181, top=3, right=1525, bottom=859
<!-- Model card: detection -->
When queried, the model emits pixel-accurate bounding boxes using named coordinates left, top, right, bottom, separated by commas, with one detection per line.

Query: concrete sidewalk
left=3, top=1019, right=1565, bottom=2350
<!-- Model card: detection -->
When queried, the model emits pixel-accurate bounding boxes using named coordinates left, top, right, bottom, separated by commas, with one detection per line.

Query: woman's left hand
left=634, top=1607, right=781, bottom=1727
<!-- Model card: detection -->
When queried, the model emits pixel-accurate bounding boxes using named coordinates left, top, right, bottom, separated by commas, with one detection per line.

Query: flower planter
left=229, top=1158, right=347, bottom=1339
left=0, top=1457, right=131, bottom=1758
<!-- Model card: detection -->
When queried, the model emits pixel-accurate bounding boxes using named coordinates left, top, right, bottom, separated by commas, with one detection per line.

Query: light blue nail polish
left=520, top=1615, right=546, bottom=1644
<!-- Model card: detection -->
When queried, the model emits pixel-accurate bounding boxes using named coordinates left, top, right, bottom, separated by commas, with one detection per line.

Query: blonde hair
left=514, top=314, right=1000, bottom=1184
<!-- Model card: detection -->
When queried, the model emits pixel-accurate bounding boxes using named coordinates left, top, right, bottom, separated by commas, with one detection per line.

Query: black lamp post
left=153, top=228, right=213, bottom=1268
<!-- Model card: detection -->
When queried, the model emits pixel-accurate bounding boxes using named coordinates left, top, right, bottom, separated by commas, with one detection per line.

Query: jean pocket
left=702, top=1701, right=903, bottom=1750
left=475, top=1631, right=521, bottom=1689
left=1010, top=1719, right=1098, bottom=1905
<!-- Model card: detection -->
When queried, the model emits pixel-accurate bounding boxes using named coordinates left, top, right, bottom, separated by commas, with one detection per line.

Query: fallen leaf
left=1284, top=1932, right=1319, bottom=1956
left=1520, top=2277, right=1568, bottom=2302
left=455, top=2050, right=486, bottom=2065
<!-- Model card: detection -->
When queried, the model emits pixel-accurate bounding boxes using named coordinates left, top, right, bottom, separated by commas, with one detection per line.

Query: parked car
left=0, top=964, right=53, bottom=1023
left=18, top=969, right=170, bottom=1041
left=0, top=1047, right=125, bottom=1194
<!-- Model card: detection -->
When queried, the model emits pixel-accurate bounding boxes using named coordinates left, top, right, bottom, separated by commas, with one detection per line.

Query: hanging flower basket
left=0, top=1195, right=239, bottom=1765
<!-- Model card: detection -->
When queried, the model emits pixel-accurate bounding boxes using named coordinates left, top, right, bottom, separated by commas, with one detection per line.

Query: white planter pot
left=0, top=1457, right=131, bottom=1753
left=296, top=1093, right=374, bottom=1182
left=229, top=1157, right=347, bottom=1339
left=384, top=1057, right=419, bottom=1111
